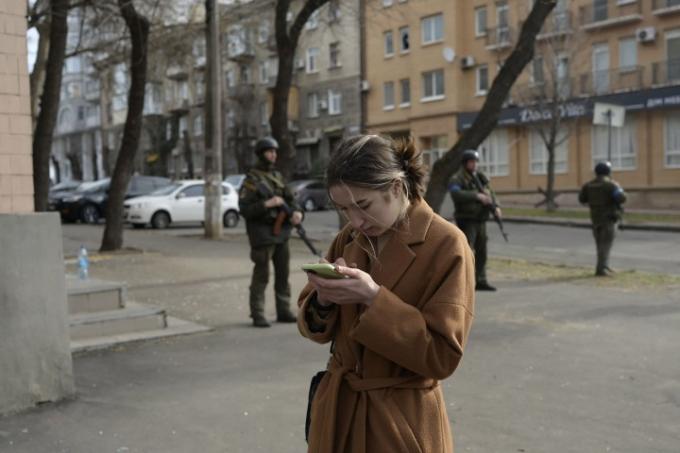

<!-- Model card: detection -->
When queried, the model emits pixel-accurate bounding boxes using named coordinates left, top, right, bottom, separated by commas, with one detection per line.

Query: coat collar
left=342, top=199, right=433, bottom=291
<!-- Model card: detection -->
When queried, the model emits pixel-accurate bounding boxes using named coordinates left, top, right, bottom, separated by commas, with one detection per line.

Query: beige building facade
left=0, top=0, right=33, bottom=213
left=365, top=0, right=680, bottom=209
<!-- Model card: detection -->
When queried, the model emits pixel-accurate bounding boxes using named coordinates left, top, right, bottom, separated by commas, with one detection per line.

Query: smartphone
left=301, top=263, right=345, bottom=279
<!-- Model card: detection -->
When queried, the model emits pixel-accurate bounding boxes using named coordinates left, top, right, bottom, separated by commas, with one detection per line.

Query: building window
left=259, top=61, right=268, bottom=84
left=193, top=114, right=203, bottom=136
left=399, top=26, right=410, bottom=52
left=329, top=0, right=341, bottom=22
left=64, top=56, right=82, bottom=74
left=421, top=135, right=448, bottom=170
left=531, top=56, right=544, bottom=85
left=476, top=64, right=489, bottom=95
left=591, top=118, right=636, bottom=170
left=383, top=81, right=395, bottom=110
left=478, top=129, right=510, bottom=176
left=421, top=13, right=443, bottom=44
left=260, top=101, right=268, bottom=126
left=77, top=106, right=85, bottom=121
left=306, top=47, right=319, bottom=73
left=305, top=10, right=319, bottom=30
left=240, top=65, right=251, bottom=84
left=619, top=37, right=637, bottom=70
left=400, top=78, right=410, bottom=106
left=384, top=31, right=394, bottom=57
left=475, top=6, right=487, bottom=37
left=258, top=21, right=269, bottom=44
left=307, top=92, right=319, bottom=118
left=329, top=42, right=341, bottom=68
left=195, top=73, right=205, bottom=99
left=529, top=128, right=568, bottom=175
left=328, top=89, right=342, bottom=115
left=665, top=112, right=680, bottom=168
left=421, top=69, right=444, bottom=100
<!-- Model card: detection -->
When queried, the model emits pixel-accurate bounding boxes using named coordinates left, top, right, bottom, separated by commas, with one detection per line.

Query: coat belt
left=311, top=356, right=437, bottom=453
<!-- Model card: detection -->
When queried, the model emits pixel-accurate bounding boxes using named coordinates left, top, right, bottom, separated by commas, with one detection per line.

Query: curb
left=502, top=216, right=680, bottom=233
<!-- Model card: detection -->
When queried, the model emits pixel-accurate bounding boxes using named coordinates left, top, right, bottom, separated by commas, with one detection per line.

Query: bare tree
left=513, top=3, right=583, bottom=211
left=271, top=0, right=332, bottom=179
left=100, top=0, right=150, bottom=251
left=32, top=0, right=69, bottom=211
left=424, top=0, right=557, bottom=214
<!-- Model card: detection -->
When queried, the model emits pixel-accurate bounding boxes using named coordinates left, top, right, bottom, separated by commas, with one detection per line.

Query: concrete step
left=70, top=316, right=212, bottom=354
left=66, top=275, right=126, bottom=314
left=69, top=303, right=167, bottom=341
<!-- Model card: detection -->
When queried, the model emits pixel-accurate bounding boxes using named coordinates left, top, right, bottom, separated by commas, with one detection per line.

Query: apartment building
left=365, top=0, right=680, bottom=209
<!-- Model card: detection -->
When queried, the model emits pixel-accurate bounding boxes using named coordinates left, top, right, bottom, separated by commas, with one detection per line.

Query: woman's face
left=329, top=183, right=404, bottom=237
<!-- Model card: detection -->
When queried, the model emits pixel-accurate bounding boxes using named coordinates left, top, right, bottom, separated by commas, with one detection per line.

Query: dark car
left=48, top=180, right=82, bottom=209
left=288, top=179, right=329, bottom=212
left=57, top=175, right=171, bottom=224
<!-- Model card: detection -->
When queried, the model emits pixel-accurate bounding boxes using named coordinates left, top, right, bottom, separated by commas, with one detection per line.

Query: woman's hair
left=326, top=134, right=426, bottom=202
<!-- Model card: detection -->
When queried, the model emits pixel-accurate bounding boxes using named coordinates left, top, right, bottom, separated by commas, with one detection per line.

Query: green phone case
left=301, top=263, right=345, bottom=279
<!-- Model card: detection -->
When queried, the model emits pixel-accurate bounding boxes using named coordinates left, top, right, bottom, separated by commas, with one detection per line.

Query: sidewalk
left=1, top=235, right=679, bottom=452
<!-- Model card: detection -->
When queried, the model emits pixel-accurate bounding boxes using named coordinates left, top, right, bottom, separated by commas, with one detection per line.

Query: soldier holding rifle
left=239, top=137, right=304, bottom=327
left=448, top=149, right=506, bottom=292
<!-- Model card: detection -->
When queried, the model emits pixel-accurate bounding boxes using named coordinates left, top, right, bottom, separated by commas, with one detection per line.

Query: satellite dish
left=443, top=47, right=456, bottom=63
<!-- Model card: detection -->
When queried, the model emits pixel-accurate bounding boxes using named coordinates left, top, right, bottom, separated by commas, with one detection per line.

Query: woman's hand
left=306, top=258, right=379, bottom=307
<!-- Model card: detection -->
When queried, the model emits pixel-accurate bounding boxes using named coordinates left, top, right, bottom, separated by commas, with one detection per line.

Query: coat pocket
left=384, top=396, right=424, bottom=453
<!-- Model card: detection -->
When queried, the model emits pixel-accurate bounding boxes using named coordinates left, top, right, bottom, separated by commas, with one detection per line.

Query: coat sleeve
left=239, top=178, right=269, bottom=221
left=297, top=228, right=350, bottom=343
left=349, top=234, right=475, bottom=380
left=448, top=175, right=478, bottom=204
left=578, top=184, right=589, bottom=205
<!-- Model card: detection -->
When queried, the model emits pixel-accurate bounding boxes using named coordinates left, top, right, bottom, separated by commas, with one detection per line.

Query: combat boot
left=276, top=311, right=297, bottom=323
left=476, top=281, right=497, bottom=291
left=252, top=316, right=271, bottom=328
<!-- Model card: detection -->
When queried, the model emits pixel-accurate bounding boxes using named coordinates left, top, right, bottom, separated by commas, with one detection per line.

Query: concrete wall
left=0, top=213, right=75, bottom=414
left=0, top=1, right=75, bottom=415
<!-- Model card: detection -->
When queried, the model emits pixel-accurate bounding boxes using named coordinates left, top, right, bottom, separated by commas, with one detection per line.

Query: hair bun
left=393, top=136, right=426, bottom=199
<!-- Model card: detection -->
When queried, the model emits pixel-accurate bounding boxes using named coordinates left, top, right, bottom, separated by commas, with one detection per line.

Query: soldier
left=448, top=149, right=501, bottom=291
left=239, top=137, right=303, bottom=327
left=579, top=161, right=626, bottom=277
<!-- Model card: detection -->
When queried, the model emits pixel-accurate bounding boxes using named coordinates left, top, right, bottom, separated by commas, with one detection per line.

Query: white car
left=123, top=180, right=240, bottom=229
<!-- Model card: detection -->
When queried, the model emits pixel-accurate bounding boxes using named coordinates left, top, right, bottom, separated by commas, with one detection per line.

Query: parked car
left=288, top=179, right=329, bottom=212
left=224, top=174, right=246, bottom=192
left=123, top=180, right=240, bottom=229
left=57, top=176, right=171, bottom=224
left=48, top=180, right=82, bottom=209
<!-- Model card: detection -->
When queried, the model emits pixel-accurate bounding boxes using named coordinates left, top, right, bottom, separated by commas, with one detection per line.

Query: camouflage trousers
left=592, top=222, right=616, bottom=274
left=249, top=242, right=292, bottom=320
left=456, top=219, right=488, bottom=284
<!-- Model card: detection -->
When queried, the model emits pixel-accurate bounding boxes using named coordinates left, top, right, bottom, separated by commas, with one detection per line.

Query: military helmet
left=461, top=149, right=480, bottom=163
left=254, top=137, right=279, bottom=155
left=594, top=161, right=612, bottom=176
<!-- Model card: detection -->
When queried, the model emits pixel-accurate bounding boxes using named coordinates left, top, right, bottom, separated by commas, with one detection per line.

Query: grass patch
left=489, top=257, right=680, bottom=292
left=503, top=207, right=680, bottom=225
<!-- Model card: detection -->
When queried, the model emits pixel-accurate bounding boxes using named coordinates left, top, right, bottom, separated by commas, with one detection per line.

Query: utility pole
left=204, top=0, right=223, bottom=239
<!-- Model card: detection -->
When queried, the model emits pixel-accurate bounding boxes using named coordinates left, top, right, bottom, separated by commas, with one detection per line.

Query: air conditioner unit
left=461, top=55, right=476, bottom=69
left=319, top=99, right=328, bottom=110
left=296, top=58, right=306, bottom=70
left=360, top=80, right=370, bottom=92
left=636, top=27, right=656, bottom=44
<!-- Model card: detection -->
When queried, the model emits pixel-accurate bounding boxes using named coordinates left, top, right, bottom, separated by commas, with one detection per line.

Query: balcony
left=652, top=59, right=680, bottom=85
left=537, top=11, right=573, bottom=39
left=485, top=26, right=515, bottom=51
left=512, top=79, right=573, bottom=102
left=577, top=66, right=644, bottom=96
left=227, top=83, right=256, bottom=99
left=579, top=0, right=642, bottom=30
left=652, top=0, right=680, bottom=16
left=227, top=43, right=255, bottom=62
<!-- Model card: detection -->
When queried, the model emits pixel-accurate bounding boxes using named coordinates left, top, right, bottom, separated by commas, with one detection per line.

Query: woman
left=298, top=135, right=475, bottom=453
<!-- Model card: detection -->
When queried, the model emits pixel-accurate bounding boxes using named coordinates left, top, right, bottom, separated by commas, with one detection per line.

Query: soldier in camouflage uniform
left=579, top=161, right=626, bottom=277
left=448, top=149, right=501, bottom=291
left=239, top=137, right=303, bottom=327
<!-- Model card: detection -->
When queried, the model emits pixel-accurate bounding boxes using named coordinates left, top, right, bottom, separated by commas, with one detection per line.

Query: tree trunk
left=32, top=0, right=69, bottom=211
left=271, top=0, right=331, bottom=179
left=183, top=130, right=194, bottom=179
left=424, top=0, right=557, bottom=214
left=67, top=149, right=83, bottom=180
left=100, top=0, right=150, bottom=251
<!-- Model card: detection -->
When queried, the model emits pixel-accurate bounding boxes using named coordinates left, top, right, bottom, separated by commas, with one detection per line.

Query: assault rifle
left=471, top=173, right=509, bottom=242
left=256, top=182, right=322, bottom=257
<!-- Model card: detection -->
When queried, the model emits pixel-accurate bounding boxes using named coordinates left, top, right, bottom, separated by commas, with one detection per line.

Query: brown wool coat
left=298, top=200, right=475, bottom=453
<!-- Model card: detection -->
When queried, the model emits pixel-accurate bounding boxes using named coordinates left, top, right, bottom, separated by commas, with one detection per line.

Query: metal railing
left=652, top=59, right=680, bottom=85
left=579, top=0, right=642, bottom=26
left=578, top=66, right=644, bottom=96
left=653, top=0, right=680, bottom=11
left=485, top=25, right=515, bottom=49
left=539, top=10, right=573, bottom=36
